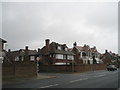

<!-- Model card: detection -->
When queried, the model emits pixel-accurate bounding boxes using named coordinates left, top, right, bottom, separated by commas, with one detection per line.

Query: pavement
left=2, top=73, right=57, bottom=85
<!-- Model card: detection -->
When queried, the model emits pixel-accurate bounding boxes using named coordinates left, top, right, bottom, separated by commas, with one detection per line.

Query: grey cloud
left=2, top=2, right=118, bottom=54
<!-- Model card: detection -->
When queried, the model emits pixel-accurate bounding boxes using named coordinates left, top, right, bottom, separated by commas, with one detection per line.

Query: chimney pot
left=25, top=46, right=28, bottom=50
left=105, top=50, right=108, bottom=53
left=45, top=39, right=50, bottom=46
left=38, top=48, right=40, bottom=52
left=73, top=42, right=77, bottom=47
left=8, top=49, right=11, bottom=52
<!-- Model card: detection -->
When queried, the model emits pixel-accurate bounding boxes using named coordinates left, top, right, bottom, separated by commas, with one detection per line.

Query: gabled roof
left=50, top=42, right=75, bottom=55
left=91, top=47, right=97, bottom=52
left=74, top=45, right=97, bottom=52
left=7, top=49, right=37, bottom=57
left=40, top=41, right=75, bottom=55
left=0, top=38, right=7, bottom=43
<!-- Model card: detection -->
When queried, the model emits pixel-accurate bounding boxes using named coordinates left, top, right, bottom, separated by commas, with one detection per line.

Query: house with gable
left=102, top=50, right=119, bottom=66
left=71, top=42, right=102, bottom=64
left=2, top=46, right=38, bottom=78
left=38, top=39, right=75, bottom=65
left=4, top=46, right=38, bottom=63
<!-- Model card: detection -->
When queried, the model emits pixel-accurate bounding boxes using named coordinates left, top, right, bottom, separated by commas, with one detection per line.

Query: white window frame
left=65, top=48, right=68, bottom=51
left=55, top=62, right=66, bottom=65
left=15, top=56, right=19, bottom=61
left=57, top=46, right=61, bottom=50
left=30, top=56, right=35, bottom=61
left=55, top=54, right=63, bottom=59
left=21, top=56, right=24, bottom=61
left=67, top=55, right=74, bottom=60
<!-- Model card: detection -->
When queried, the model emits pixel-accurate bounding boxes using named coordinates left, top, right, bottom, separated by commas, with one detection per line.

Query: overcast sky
left=2, top=1, right=118, bottom=54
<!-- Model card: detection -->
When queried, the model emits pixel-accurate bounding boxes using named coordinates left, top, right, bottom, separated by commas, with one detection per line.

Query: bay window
left=55, top=54, right=63, bottom=59
left=67, top=55, right=74, bottom=60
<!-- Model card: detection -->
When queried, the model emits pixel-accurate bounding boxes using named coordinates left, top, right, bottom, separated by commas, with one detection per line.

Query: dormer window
left=65, top=48, right=68, bottom=51
left=57, top=46, right=61, bottom=50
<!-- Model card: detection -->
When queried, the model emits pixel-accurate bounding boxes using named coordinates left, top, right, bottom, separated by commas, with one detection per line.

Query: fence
left=2, top=62, right=37, bottom=79
left=39, top=64, right=106, bottom=73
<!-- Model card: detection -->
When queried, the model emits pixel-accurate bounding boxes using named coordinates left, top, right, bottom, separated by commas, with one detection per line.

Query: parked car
left=107, top=65, right=117, bottom=71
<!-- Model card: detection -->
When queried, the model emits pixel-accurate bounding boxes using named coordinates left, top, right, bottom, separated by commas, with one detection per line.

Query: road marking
left=97, top=74, right=105, bottom=77
left=70, top=78, right=88, bottom=83
left=39, top=84, right=59, bottom=88
left=93, top=76, right=97, bottom=77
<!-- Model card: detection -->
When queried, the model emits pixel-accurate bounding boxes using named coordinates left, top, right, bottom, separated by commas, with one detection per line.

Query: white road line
left=39, top=84, right=59, bottom=88
left=70, top=78, right=88, bottom=83
left=97, top=74, right=105, bottom=77
left=93, top=76, right=97, bottom=77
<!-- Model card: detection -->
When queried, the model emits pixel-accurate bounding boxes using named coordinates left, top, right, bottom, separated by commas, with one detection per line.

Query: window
left=21, top=56, right=24, bottom=61
left=57, top=46, right=61, bottom=50
left=67, top=55, right=74, bottom=60
left=15, top=56, right=19, bottom=61
left=65, top=48, right=68, bottom=51
left=82, top=52, right=86, bottom=56
left=55, top=54, right=63, bottom=59
left=30, top=56, right=35, bottom=61
left=55, top=62, right=66, bottom=65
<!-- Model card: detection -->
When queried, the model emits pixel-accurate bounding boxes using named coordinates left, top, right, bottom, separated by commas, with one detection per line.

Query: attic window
left=65, top=48, right=68, bottom=51
left=57, top=46, right=61, bottom=50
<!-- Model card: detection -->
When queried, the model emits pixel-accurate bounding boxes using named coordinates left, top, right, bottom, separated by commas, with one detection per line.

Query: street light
left=36, top=57, right=40, bottom=74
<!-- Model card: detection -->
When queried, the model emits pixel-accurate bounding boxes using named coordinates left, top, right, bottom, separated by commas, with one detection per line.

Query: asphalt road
left=2, top=69, right=119, bottom=89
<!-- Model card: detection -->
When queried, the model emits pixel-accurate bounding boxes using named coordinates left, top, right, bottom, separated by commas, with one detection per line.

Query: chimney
left=45, top=39, right=50, bottom=51
left=25, top=46, right=28, bottom=50
left=105, top=50, right=108, bottom=53
left=73, top=42, right=77, bottom=47
left=84, top=44, right=86, bottom=47
left=8, top=49, right=11, bottom=52
left=45, top=39, right=50, bottom=46
left=38, top=48, right=40, bottom=52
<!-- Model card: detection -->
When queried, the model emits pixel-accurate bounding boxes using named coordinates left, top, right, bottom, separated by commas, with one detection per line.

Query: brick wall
left=39, top=65, right=72, bottom=72
left=2, top=62, right=37, bottom=79
left=39, top=64, right=106, bottom=73
left=74, top=64, right=106, bottom=72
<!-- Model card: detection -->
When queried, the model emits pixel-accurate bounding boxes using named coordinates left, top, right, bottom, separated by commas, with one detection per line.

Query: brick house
left=4, top=46, right=37, bottom=63
left=38, top=39, right=75, bottom=65
left=71, top=42, right=102, bottom=64
left=2, top=46, right=38, bottom=78
left=102, top=50, right=119, bottom=65
left=0, top=38, right=7, bottom=63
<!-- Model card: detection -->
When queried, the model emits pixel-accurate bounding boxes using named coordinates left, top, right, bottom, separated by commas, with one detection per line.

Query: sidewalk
left=2, top=73, right=56, bottom=85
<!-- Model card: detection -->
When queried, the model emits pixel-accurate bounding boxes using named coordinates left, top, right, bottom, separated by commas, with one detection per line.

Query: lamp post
left=36, top=57, right=40, bottom=75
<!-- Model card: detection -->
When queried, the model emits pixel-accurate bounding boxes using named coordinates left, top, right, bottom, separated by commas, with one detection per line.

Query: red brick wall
left=39, top=64, right=106, bottom=73
left=39, top=65, right=72, bottom=72
left=75, top=64, right=106, bottom=72
left=2, top=62, right=37, bottom=79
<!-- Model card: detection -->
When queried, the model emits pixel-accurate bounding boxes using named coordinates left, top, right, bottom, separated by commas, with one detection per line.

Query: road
left=2, top=69, right=119, bottom=89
